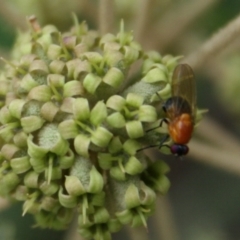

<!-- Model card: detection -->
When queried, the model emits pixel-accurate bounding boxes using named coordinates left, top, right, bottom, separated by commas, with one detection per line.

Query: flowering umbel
left=0, top=17, right=201, bottom=239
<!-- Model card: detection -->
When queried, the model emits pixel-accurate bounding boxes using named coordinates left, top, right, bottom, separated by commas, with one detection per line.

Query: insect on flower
left=160, top=63, right=196, bottom=156
left=137, top=63, right=196, bottom=156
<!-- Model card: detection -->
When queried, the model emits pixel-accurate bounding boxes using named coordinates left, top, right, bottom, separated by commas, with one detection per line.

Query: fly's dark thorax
left=163, top=96, right=192, bottom=118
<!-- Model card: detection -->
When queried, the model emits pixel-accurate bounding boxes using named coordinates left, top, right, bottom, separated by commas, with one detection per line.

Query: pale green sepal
left=58, top=187, right=78, bottom=208
left=20, top=73, right=38, bottom=92
left=91, top=126, right=113, bottom=147
left=115, top=209, right=132, bottom=225
left=126, top=121, right=144, bottom=139
left=106, top=95, right=126, bottom=111
left=103, top=67, right=124, bottom=88
left=73, top=98, right=90, bottom=121
left=28, top=85, right=52, bottom=102
left=126, top=93, right=143, bottom=108
left=27, top=135, right=48, bottom=158
left=58, top=149, right=75, bottom=169
left=123, top=139, right=141, bottom=156
left=40, top=181, right=59, bottom=196
left=83, top=73, right=101, bottom=94
left=74, top=134, right=90, bottom=157
left=110, top=167, right=126, bottom=181
left=98, top=153, right=113, bottom=170
left=107, top=218, right=122, bottom=233
left=93, top=207, right=110, bottom=224
left=90, top=101, right=107, bottom=126
left=107, top=112, right=125, bottom=128
left=63, top=80, right=84, bottom=97
left=125, top=156, right=144, bottom=175
left=124, top=184, right=141, bottom=209
left=141, top=66, right=168, bottom=83
left=58, top=119, right=78, bottom=139
left=23, top=171, right=39, bottom=188
left=87, top=166, right=104, bottom=193
left=138, top=105, right=157, bottom=122
left=108, top=136, right=123, bottom=154
left=11, top=156, right=31, bottom=174
left=65, top=175, right=86, bottom=196
left=8, top=99, right=25, bottom=119
left=21, top=116, right=44, bottom=133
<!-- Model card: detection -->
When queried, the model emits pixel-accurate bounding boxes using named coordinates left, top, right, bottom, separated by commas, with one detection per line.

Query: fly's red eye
left=170, top=144, right=189, bottom=156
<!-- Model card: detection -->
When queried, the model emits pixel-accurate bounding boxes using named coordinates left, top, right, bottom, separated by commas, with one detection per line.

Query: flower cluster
left=0, top=17, right=191, bottom=239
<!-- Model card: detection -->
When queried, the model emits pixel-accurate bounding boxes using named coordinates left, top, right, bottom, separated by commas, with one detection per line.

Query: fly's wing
left=171, top=64, right=196, bottom=121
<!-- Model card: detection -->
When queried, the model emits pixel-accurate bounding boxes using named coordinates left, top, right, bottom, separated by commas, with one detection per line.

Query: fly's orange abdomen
left=168, top=113, right=193, bottom=144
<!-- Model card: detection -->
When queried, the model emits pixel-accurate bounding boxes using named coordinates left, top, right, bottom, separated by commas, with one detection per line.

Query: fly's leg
left=146, top=118, right=169, bottom=132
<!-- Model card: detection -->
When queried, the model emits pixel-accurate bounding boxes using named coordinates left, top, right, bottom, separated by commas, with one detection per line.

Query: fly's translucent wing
left=171, top=63, right=196, bottom=120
